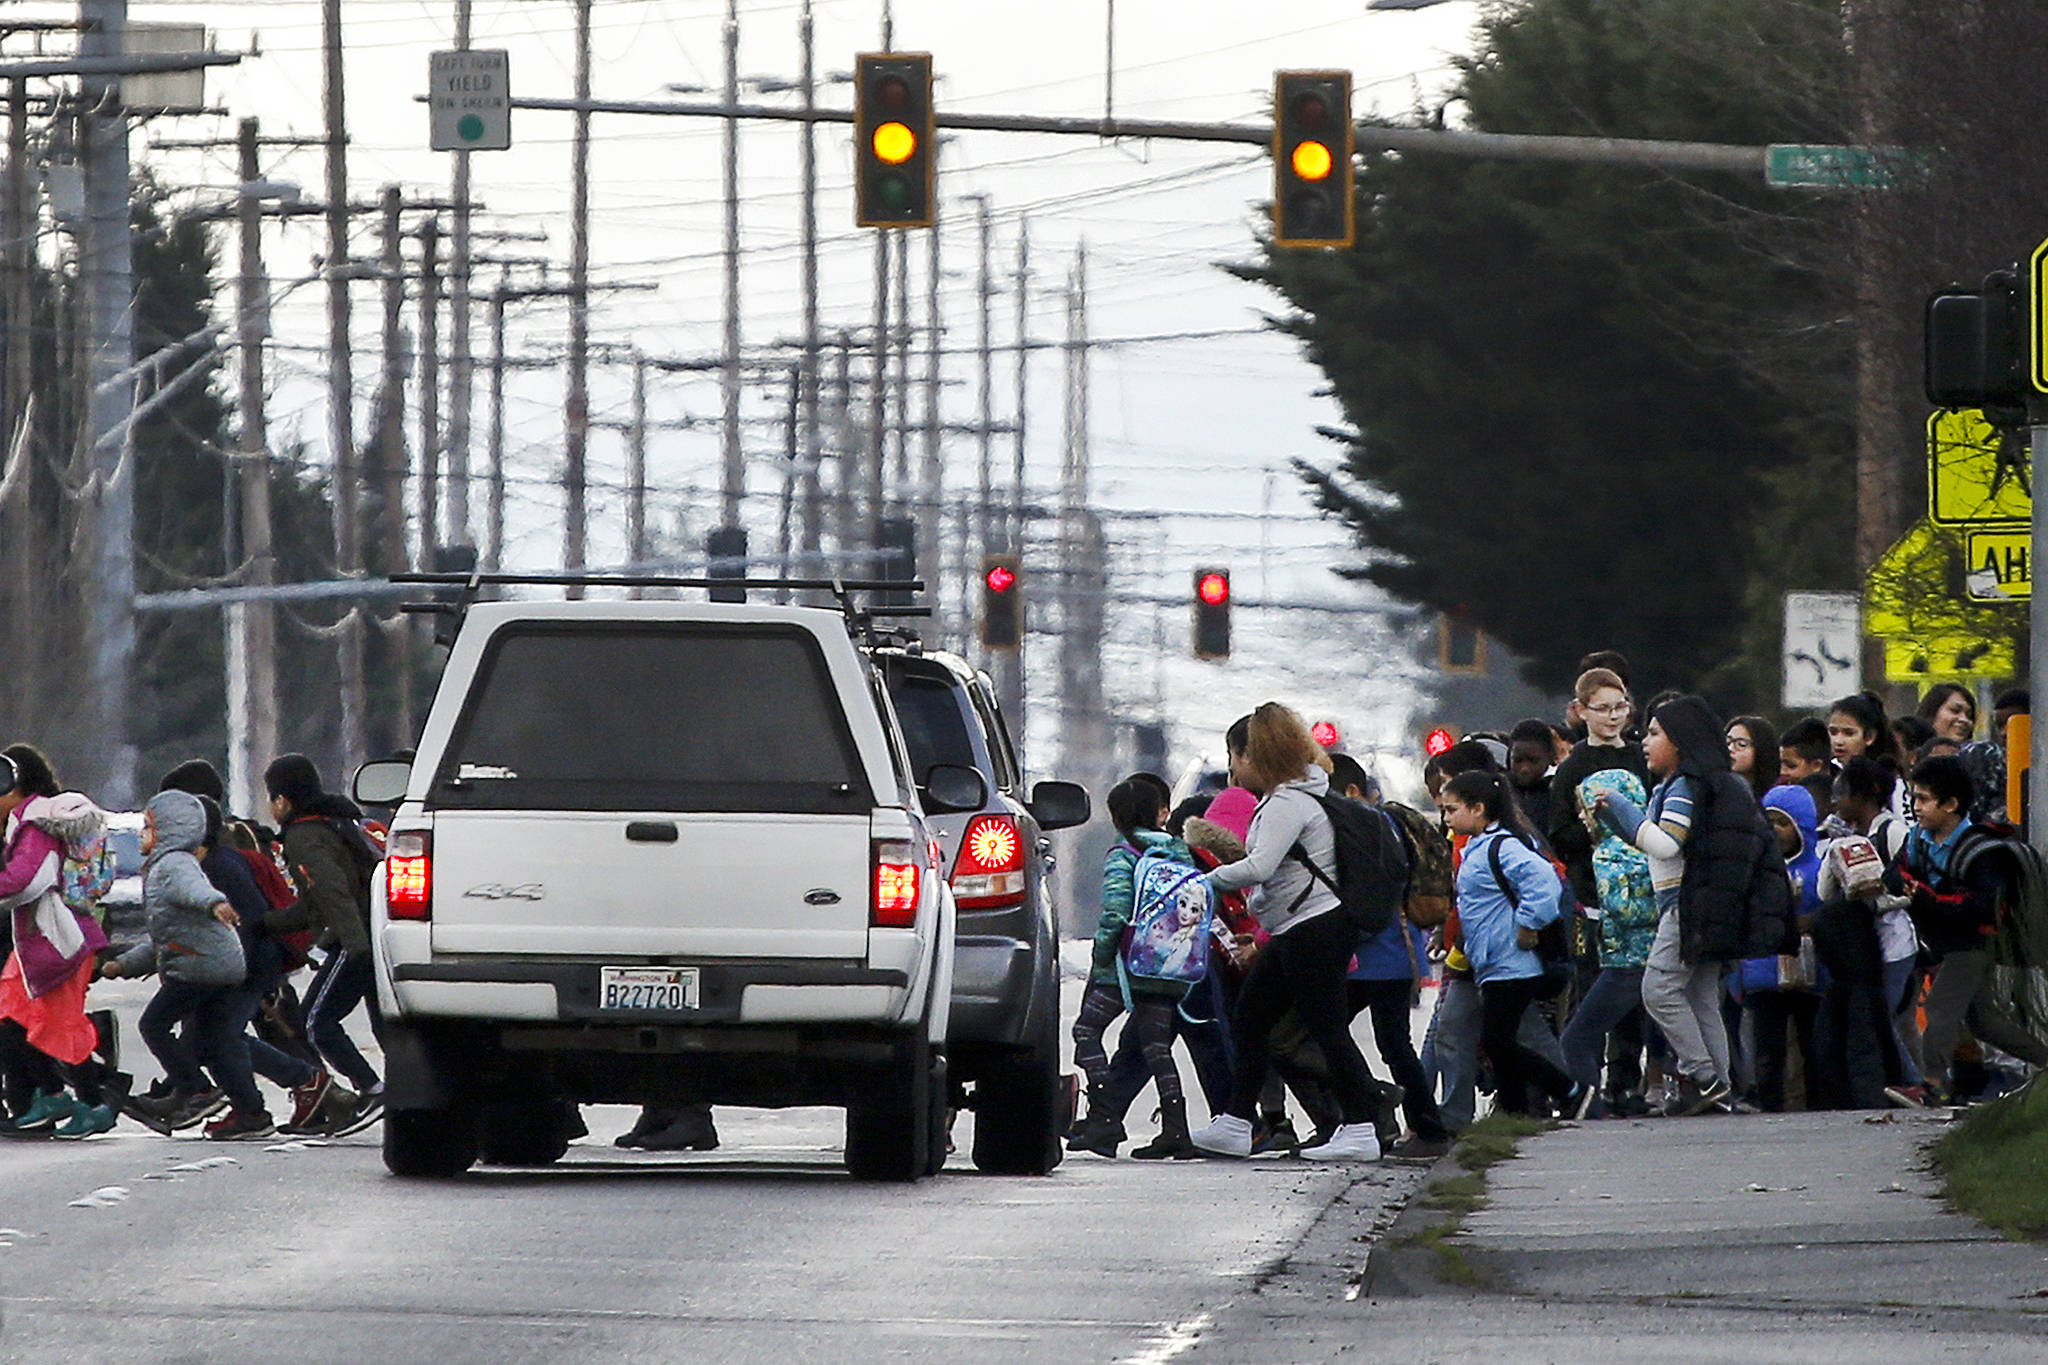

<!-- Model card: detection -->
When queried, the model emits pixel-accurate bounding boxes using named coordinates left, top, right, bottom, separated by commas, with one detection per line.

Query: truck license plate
left=599, top=966, right=700, bottom=1011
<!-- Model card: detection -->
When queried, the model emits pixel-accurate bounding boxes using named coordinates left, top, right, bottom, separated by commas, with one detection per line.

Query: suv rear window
left=433, top=624, right=871, bottom=813
left=887, top=671, right=979, bottom=786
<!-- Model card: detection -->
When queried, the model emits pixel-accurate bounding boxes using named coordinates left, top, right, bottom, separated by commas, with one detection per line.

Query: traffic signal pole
left=495, top=94, right=1773, bottom=176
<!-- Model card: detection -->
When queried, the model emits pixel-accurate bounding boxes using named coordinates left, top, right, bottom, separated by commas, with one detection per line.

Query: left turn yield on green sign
left=430, top=49, right=512, bottom=152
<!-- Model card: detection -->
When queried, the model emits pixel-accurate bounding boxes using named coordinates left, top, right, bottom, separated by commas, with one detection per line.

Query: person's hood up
left=1202, top=787, right=1258, bottom=842
left=1763, top=783, right=1819, bottom=861
left=1181, top=816, right=1247, bottom=866
left=1653, top=695, right=1732, bottom=781
left=1577, top=766, right=1647, bottom=816
left=145, top=789, right=208, bottom=857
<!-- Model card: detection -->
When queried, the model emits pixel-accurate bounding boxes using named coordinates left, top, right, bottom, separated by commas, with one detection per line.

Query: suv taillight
left=872, top=839, right=921, bottom=927
left=951, top=813, right=1026, bottom=909
left=386, top=831, right=432, bottom=921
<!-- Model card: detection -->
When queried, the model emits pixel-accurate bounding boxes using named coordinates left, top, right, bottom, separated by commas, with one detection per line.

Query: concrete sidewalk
left=1178, top=1109, right=2048, bottom=1362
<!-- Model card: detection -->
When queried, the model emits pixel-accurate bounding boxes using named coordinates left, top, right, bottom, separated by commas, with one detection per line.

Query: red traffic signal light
left=1424, top=727, right=1456, bottom=758
left=1310, top=720, right=1341, bottom=749
left=981, top=554, right=1021, bottom=649
left=1273, top=70, right=1354, bottom=249
left=856, top=53, right=934, bottom=228
left=1193, top=567, right=1231, bottom=659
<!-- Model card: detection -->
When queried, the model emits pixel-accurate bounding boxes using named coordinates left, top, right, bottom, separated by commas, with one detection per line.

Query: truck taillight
left=873, top=839, right=920, bottom=927
left=386, top=831, right=432, bottom=921
left=951, top=813, right=1026, bottom=909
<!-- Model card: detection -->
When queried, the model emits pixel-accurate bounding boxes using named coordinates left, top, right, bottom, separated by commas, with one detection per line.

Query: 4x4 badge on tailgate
left=463, top=883, right=546, bottom=901
left=803, top=888, right=843, bottom=906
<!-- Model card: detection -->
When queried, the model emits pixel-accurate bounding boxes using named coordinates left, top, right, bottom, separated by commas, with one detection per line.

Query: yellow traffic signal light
left=1273, top=70, right=1354, bottom=249
left=856, top=53, right=934, bottom=228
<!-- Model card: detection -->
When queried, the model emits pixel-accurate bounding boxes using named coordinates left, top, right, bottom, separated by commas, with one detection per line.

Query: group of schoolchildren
left=1073, top=658, right=2046, bottom=1163
left=0, top=748, right=388, bottom=1143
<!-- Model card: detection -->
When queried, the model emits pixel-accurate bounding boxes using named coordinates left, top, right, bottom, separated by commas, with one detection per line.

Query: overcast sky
left=38, top=0, right=1486, bottom=777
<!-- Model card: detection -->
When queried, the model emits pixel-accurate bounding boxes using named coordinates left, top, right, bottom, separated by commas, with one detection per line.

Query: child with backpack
left=1439, top=770, right=1590, bottom=1119
left=1068, top=778, right=1204, bottom=1161
left=98, top=790, right=249, bottom=1132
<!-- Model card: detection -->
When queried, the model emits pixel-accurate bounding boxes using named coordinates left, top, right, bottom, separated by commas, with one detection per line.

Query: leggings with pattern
left=1072, top=983, right=1183, bottom=1105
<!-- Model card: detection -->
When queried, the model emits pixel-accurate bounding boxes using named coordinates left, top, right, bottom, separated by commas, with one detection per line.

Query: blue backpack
left=1117, top=843, right=1215, bottom=1003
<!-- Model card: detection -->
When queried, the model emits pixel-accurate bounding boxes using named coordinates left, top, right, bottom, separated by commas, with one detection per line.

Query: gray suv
left=877, top=646, right=1088, bottom=1175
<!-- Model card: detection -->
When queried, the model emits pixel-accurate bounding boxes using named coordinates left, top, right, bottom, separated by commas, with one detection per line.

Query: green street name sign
left=1765, top=143, right=1921, bottom=191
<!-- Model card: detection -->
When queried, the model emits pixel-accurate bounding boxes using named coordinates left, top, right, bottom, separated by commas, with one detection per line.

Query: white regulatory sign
left=1782, top=591, right=1861, bottom=710
left=429, top=49, right=511, bottom=152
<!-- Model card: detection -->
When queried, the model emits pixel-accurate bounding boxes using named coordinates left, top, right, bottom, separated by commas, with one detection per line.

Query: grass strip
left=1930, top=1076, right=2048, bottom=1241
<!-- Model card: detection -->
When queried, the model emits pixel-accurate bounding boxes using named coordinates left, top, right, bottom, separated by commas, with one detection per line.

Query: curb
left=1356, top=1143, right=1486, bottom=1298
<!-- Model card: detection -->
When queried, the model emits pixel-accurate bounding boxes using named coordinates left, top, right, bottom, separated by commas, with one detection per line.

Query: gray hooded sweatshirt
left=116, top=790, right=245, bottom=987
left=1205, top=767, right=1341, bottom=937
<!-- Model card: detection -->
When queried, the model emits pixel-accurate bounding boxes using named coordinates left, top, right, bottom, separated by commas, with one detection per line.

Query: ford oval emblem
left=803, top=888, right=842, bottom=906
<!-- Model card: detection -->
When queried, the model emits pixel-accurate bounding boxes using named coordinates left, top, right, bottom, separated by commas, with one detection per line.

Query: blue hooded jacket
left=1761, top=784, right=1820, bottom=915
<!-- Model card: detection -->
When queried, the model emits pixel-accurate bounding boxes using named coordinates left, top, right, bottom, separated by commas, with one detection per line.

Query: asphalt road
left=0, top=975, right=1424, bottom=1365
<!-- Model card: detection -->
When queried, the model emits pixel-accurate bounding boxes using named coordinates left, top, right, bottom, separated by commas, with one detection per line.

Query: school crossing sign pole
left=2026, top=237, right=2048, bottom=846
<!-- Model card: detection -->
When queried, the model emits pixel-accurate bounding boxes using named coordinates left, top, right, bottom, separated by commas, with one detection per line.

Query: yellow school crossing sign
left=1928, top=409, right=2030, bottom=525
left=1865, top=518, right=2019, bottom=682
left=1965, top=528, right=2030, bottom=601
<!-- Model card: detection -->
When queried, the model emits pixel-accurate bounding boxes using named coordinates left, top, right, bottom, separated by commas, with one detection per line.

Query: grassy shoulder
left=1931, top=1077, right=2048, bottom=1241
left=1394, top=1110, right=1555, bottom=1288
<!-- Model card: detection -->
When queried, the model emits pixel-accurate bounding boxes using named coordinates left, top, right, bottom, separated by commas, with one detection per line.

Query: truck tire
left=844, top=1034, right=933, bottom=1182
left=383, top=1105, right=480, bottom=1178
left=971, top=1000, right=1063, bottom=1176
left=477, top=1100, right=580, bottom=1166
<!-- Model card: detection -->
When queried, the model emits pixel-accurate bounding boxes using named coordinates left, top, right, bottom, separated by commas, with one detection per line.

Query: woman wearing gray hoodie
left=101, top=790, right=270, bottom=1137
left=1189, top=704, right=1385, bottom=1163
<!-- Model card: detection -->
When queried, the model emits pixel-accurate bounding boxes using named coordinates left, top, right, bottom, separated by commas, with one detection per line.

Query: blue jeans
left=1424, top=974, right=1567, bottom=1130
left=1558, top=967, right=1644, bottom=1108
left=140, top=979, right=263, bottom=1115
left=222, top=979, right=318, bottom=1091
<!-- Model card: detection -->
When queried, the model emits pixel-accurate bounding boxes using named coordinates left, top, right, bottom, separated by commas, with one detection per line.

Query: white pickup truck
left=355, top=596, right=987, bottom=1181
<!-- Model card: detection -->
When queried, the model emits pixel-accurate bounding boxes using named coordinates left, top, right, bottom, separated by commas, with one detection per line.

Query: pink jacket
left=2, top=812, right=106, bottom=998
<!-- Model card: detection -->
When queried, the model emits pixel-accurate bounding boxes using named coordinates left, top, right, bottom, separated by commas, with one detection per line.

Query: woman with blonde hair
left=1190, top=704, right=1384, bottom=1162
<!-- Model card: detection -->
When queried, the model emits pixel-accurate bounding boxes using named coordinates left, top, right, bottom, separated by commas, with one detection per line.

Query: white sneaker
left=1300, top=1122, right=1380, bottom=1162
left=1190, top=1114, right=1253, bottom=1158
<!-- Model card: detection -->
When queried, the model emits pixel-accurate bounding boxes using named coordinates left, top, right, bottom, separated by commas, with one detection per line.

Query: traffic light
left=1925, top=268, right=2026, bottom=420
left=981, top=554, right=1021, bottom=649
left=1424, top=727, right=1456, bottom=758
left=855, top=53, right=934, bottom=228
left=1273, top=70, right=1353, bottom=249
left=1310, top=720, right=1341, bottom=750
left=1193, top=568, right=1231, bottom=659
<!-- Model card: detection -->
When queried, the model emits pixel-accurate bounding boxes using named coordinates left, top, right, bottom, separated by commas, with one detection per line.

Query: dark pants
left=1225, top=911, right=1380, bottom=1125
left=304, top=949, right=382, bottom=1092
left=1480, top=975, right=1578, bottom=1116
left=1350, top=977, right=1449, bottom=1142
left=1073, top=983, right=1183, bottom=1107
left=0, top=1018, right=63, bottom=1114
left=1557, top=967, right=1644, bottom=1105
left=224, top=978, right=318, bottom=1091
left=1809, top=901, right=1896, bottom=1109
left=1104, top=969, right=1232, bottom=1118
left=1750, top=989, right=1821, bottom=1112
left=140, top=979, right=264, bottom=1115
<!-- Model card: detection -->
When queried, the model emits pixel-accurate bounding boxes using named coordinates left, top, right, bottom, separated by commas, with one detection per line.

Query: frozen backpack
left=24, top=793, right=115, bottom=922
left=1118, top=841, right=1214, bottom=1001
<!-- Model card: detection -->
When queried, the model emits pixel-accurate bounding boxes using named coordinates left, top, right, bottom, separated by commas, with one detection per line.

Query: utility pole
left=323, top=0, right=366, bottom=775
left=718, top=0, right=743, bottom=532
left=3, top=78, right=35, bottom=706
left=831, top=331, right=855, bottom=557
left=417, top=216, right=441, bottom=571
left=1058, top=247, right=1108, bottom=883
left=796, top=0, right=823, bottom=594
left=81, top=0, right=138, bottom=807
left=892, top=225, right=911, bottom=492
left=487, top=271, right=507, bottom=571
left=446, top=0, right=475, bottom=552
left=972, top=195, right=995, bottom=567
left=376, top=186, right=408, bottom=581
left=919, top=207, right=943, bottom=637
left=228, top=116, right=280, bottom=819
left=564, top=0, right=591, bottom=589
left=866, top=231, right=890, bottom=557
left=628, top=351, right=647, bottom=577
left=993, top=215, right=1030, bottom=749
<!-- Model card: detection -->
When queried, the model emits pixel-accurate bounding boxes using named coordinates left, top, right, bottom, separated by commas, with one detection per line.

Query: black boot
left=1064, top=1088, right=1124, bottom=1158
left=1129, top=1096, right=1196, bottom=1160
left=637, top=1103, right=719, bottom=1151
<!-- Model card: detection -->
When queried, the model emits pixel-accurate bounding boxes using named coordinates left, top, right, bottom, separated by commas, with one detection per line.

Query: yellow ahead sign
left=1965, top=526, right=2031, bottom=600
left=1929, top=409, right=2031, bottom=526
